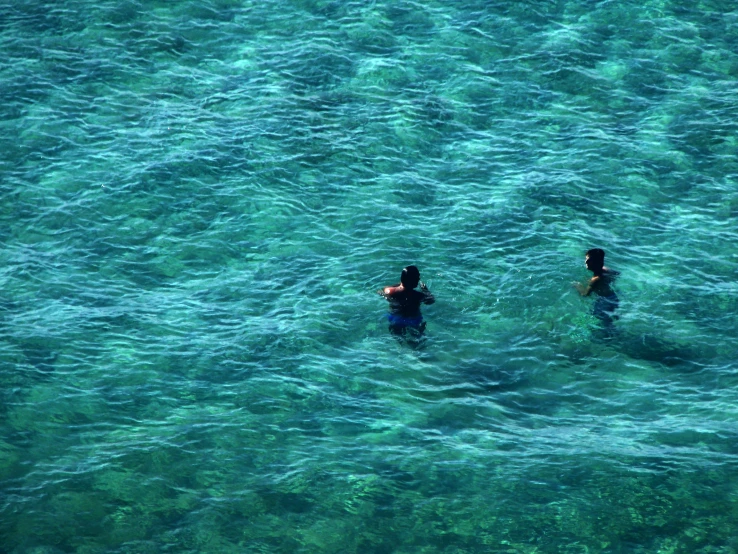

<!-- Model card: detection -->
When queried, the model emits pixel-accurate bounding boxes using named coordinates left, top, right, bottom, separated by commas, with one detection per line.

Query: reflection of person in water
left=378, top=265, right=435, bottom=337
left=573, top=248, right=620, bottom=326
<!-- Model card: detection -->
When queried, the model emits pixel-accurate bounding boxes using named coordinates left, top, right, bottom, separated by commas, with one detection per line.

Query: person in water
left=379, top=265, right=435, bottom=337
left=573, top=248, right=619, bottom=326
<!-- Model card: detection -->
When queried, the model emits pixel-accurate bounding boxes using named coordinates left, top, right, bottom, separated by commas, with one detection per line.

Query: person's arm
left=574, top=276, right=598, bottom=296
left=420, top=282, right=435, bottom=304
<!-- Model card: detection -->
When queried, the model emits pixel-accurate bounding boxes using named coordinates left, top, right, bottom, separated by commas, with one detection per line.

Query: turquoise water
left=2, top=0, right=738, bottom=552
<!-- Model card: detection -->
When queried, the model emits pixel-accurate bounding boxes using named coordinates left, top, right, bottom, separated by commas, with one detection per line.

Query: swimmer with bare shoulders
left=573, top=248, right=619, bottom=326
left=378, top=265, right=435, bottom=337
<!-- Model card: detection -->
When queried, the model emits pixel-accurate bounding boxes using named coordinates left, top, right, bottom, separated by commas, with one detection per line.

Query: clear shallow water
left=1, top=0, right=738, bottom=552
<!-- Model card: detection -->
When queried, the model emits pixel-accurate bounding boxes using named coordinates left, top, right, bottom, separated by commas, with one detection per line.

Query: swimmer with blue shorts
left=379, top=265, right=435, bottom=337
left=573, top=248, right=620, bottom=326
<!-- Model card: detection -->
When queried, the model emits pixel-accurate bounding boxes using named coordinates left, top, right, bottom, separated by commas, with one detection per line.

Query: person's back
left=385, top=287, right=430, bottom=318
left=589, top=267, right=618, bottom=298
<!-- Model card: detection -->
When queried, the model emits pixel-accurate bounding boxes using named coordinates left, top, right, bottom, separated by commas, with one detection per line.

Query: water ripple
left=2, top=0, right=738, bottom=552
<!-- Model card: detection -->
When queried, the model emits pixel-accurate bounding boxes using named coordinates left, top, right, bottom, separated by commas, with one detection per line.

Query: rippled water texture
left=2, top=0, right=738, bottom=552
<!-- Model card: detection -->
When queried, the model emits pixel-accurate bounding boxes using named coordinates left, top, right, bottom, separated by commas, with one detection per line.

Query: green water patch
left=2, top=0, right=738, bottom=552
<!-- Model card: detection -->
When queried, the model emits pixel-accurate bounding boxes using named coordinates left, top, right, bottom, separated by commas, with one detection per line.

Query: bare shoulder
left=381, top=285, right=402, bottom=297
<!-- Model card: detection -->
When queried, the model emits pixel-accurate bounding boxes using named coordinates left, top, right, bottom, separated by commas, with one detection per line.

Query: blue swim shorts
left=387, top=314, right=424, bottom=327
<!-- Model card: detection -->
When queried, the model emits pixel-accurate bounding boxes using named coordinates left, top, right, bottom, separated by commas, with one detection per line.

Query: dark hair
left=401, top=265, right=420, bottom=288
left=586, top=248, right=605, bottom=270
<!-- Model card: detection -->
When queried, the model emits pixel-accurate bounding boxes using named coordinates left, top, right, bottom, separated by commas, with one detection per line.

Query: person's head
left=400, top=265, right=420, bottom=289
left=585, top=248, right=605, bottom=273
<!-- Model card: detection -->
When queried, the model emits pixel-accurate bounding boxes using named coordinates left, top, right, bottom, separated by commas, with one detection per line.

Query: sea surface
left=2, top=1, right=738, bottom=552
